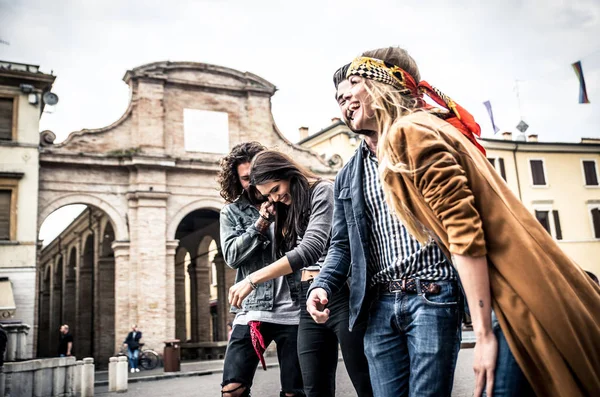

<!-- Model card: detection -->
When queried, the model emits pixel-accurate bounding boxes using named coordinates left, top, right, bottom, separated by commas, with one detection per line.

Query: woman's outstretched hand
left=228, top=278, right=254, bottom=309
left=306, top=288, right=330, bottom=323
left=473, top=331, right=498, bottom=397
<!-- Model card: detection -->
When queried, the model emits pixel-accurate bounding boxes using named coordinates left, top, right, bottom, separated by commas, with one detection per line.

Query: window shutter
left=552, top=210, right=562, bottom=240
left=0, top=98, right=14, bottom=141
left=592, top=208, right=600, bottom=239
left=583, top=161, right=598, bottom=186
left=535, top=210, right=550, bottom=234
left=0, top=191, right=10, bottom=240
left=498, top=158, right=507, bottom=181
left=530, top=160, right=546, bottom=185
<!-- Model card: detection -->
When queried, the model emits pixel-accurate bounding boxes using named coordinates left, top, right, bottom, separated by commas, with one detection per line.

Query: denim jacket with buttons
left=220, top=193, right=301, bottom=312
left=307, top=147, right=370, bottom=331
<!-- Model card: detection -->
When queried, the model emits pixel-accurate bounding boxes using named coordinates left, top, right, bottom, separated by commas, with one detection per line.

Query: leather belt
left=301, top=269, right=320, bottom=283
left=376, top=278, right=441, bottom=295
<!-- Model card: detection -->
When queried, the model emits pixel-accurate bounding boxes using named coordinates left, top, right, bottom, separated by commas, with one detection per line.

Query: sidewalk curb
left=94, top=362, right=280, bottom=387
left=95, top=343, right=474, bottom=387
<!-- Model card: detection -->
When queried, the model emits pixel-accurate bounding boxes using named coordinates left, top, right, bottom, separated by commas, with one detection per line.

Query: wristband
left=246, top=275, right=258, bottom=290
left=260, top=214, right=271, bottom=222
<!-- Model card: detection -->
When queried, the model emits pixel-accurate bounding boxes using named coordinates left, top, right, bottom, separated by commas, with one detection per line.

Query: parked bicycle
left=119, top=343, right=160, bottom=370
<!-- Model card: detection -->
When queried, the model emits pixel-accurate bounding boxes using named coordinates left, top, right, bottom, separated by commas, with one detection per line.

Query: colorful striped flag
left=572, top=61, right=590, bottom=104
left=482, top=100, right=500, bottom=133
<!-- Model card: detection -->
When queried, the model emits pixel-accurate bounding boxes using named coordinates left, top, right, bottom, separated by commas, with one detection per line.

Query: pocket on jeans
left=420, top=286, right=459, bottom=307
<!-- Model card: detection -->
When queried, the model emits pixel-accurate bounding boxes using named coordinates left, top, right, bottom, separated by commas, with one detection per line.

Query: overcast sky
left=2, top=0, right=599, bottom=242
left=2, top=0, right=599, bottom=144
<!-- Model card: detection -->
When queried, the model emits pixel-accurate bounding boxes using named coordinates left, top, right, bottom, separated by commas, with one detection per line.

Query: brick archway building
left=37, top=61, right=338, bottom=365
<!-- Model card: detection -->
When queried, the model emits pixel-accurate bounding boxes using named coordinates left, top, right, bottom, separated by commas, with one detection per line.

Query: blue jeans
left=364, top=279, right=462, bottom=397
left=127, top=348, right=139, bottom=369
left=485, top=312, right=534, bottom=397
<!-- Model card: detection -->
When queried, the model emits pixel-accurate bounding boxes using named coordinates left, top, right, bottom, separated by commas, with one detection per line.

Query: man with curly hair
left=219, top=142, right=304, bottom=397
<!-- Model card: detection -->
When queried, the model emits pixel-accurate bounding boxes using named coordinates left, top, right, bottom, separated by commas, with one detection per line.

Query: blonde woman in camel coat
left=333, top=47, right=600, bottom=396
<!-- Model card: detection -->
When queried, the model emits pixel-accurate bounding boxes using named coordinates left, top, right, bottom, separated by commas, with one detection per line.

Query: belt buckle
left=387, top=280, right=404, bottom=293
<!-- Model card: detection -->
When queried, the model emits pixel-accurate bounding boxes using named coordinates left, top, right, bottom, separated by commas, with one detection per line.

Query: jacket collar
left=350, top=141, right=369, bottom=242
left=234, top=191, right=253, bottom=210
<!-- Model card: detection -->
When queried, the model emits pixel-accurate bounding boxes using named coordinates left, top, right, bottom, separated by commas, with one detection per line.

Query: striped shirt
left=361, top=141, right=455, bottom=286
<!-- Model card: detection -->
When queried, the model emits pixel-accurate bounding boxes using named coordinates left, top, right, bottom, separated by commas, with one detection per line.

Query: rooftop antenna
left=514, top=80, right=524, bottom=119
left=514, top=80, right=529, bottom=138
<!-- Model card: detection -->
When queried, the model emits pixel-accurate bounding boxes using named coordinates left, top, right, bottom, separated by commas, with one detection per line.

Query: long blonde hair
left=362, top=74, right=433, bottom=244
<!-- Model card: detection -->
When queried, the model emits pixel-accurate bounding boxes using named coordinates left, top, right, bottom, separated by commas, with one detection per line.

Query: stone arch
left=172, top=206, right=221, bottom=343
left=196, top=235, right=219, bottom=269
left=100, top=221, right=115, bottom=258
left=167, top=198, right=224, bottom=240
left=99, top=217, right=111, bottom=242
left=38, top=194, right=128, bottom=241
left=65, top=245, right=77, bottom=281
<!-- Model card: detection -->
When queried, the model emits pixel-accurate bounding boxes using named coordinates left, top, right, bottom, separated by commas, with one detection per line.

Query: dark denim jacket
left=220, top=194, right=300, bottom=312
left=308, top=147, right=371, bottom=331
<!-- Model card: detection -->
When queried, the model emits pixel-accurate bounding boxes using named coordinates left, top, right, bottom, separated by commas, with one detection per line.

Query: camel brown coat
left=379, top=111, right=600, bottom=397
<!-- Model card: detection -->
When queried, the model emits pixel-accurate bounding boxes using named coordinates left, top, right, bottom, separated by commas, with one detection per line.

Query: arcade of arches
left=35, top=61, right=338, bottom=366
left=38, top=206, right=235, bottom=365
left=38, top=207, right=115, bottom=362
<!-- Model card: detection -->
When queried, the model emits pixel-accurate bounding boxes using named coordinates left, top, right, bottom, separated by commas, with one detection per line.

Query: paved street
left=96, top=349, right=476, bottom=396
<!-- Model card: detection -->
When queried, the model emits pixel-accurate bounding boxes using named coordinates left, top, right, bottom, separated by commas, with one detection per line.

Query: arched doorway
left=173, top=208, right=234, bottom=343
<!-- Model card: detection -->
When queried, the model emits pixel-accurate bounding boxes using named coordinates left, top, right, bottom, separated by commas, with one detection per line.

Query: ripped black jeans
left=297, top=281, right=373, bottom=397
left=222, top=322, right=304, bottom=396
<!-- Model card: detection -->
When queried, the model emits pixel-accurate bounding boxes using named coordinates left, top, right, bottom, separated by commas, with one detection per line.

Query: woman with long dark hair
left=219, top=142, right=304, bottom=397
left=228, top=150, right=372, bottom=397
left=309, top=47, right=600, bottom=397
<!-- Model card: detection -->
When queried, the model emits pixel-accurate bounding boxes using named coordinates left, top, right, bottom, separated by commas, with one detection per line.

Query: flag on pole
left=572, top=61, right=590, bottom=104
left=482, top=100, right=500, bottom=133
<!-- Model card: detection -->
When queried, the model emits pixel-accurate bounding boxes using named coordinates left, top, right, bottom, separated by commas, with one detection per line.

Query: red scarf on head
left=418, top=81, right=486, bottom=155
left=347, top=56, right=486, bottom=155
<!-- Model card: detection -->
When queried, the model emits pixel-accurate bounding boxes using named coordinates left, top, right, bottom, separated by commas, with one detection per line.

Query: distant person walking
left=123, top=324, right=142, bottom=373
left=58, top=324, right=73, bottom=357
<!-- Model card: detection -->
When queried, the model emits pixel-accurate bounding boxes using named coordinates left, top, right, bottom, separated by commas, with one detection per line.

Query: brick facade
left=36, top=61, right=339, bottom=365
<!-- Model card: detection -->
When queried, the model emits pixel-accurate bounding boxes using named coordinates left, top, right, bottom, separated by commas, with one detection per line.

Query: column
left=165, top=240, right=179, bottom=340
left=127, top=190, right=169, bottom=351
left=112, top=241, right=131, bottom=355
left=195, top=265, right=210, bottom=342
left=214, top=253, right=228, bottom=341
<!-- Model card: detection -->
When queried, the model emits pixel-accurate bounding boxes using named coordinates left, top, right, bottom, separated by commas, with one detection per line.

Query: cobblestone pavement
left=95, top=348, right=476, bottom=396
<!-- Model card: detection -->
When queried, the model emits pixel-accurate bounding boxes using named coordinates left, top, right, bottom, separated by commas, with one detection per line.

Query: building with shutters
left=299, top=123, right=600, bottom=277
left=0, top=61, right=55, bottom=358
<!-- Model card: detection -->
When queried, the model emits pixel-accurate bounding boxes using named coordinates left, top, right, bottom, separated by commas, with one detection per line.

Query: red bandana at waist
left=347, top=56, right=486, bottom=155
left=248, top=321, right=267, bottom=371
